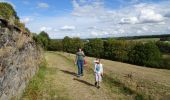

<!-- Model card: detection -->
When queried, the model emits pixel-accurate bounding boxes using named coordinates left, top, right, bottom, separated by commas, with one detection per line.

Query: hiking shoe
left=95, top=82, right=97, bottom=87
left=77, top=75, right=81, bottom=77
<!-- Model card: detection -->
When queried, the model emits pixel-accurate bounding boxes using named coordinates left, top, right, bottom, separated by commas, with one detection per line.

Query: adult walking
left=75, top=48, right=85, bottom=77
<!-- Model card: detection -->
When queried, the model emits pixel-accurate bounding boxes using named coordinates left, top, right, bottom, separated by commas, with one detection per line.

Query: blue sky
left=1, top=0, right=170, bottom=38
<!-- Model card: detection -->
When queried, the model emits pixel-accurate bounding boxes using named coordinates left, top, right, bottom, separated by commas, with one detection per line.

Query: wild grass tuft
left=22, top=61, right=47, bottom=100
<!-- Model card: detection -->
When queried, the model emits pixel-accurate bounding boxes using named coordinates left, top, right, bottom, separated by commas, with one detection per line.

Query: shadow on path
left=60, top=69, right=77, bottom=77
left=73, top=78, right=95, bottom=87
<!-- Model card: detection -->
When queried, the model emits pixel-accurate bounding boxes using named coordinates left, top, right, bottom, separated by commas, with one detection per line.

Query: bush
left=62, top=36, right=83, bottom=53
left=156, top=41, right=170, bottom=53
left=0, top=2, right=18, bottom=20
left=104, top=39, right=132, bottom=62
left=33, top=31, right=50, bottom=50
left=48, top=40, right=63, bottom=51
left=47, top=37, right=168, bottom=69
left=84, top=38, right=104, bottom=58
left=128, top=42, right=162, bottom=67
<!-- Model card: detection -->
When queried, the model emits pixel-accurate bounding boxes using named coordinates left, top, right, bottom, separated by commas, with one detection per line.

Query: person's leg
left=97, top=74, right=100, bottom=89
left=77, top=61, right=81, bottom=76
left=80, top=60, right=84, bottom=75
left=95, top=73, right=98, bottom=86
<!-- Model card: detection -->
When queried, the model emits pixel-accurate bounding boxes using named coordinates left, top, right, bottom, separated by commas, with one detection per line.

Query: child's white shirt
left=94, top=63, right=103, bottom=74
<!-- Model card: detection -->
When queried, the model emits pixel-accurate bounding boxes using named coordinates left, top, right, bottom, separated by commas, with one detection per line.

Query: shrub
left=48, top=40, right=63, bottom=51
left=0, top=2, right=18, bottom=20
left=62, top=36, right=83, bottom=53
left=128, top=42, right=162, bottom=67
left=156, top=41, right=170, bottom=53
left=33, top=31, right=50, bottom=50
left=84, top=38, right=104, bottom=58
left=104, top=39, right=132, bottom=62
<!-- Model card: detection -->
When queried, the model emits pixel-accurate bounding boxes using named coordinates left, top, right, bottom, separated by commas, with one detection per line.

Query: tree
left=69, top=37, right=84, bottom=53
left=36, top=31, right=50, bottom=50
left=62, top=36, right=71, bottom=52
left=62, top=36, right=84, bottom=53
left=104, top=39, right=132, bottom=62
left=156, top=41, right=170, bottom=53
left=84, top=38, right=104, bottom=58
left=48, top=40, right=63, bottom=51
left=128, top=42, right=162, bottom=67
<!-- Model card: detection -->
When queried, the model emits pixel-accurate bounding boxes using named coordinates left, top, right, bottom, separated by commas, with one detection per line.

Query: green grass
left=22, top=61, right=47, bottom=100
left=22, top=58, right=71, bottom=100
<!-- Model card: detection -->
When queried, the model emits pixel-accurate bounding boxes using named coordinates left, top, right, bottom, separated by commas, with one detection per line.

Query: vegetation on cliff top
left=0, top=2, right=28, bottom=32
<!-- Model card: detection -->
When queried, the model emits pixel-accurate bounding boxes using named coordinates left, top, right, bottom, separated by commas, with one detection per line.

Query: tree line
left=33, top=31, right=170, bottom=69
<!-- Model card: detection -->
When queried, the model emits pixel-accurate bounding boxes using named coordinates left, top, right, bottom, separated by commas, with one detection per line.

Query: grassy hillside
left=22, top=51, right=170, bottom=100
left=59, top=52, right=170, bottom=100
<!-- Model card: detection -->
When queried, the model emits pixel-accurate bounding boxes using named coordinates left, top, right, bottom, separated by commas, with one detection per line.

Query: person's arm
left=100, top=64, right=103, bottom=76
left=94, top=64, right=96, bottom=73
left=75, top=53, right=77, bottom=64
left=82, top=51, right=85, bottom=57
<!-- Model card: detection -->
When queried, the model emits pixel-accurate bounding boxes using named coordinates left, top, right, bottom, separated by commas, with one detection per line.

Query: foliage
left=69, top=37, right=84, bottom=53
left=14, top=19, right=25, bottom=30
left=84, top=38, right=104, bottom=58
left=48, top=40, right=63, bottom=51
left=128, top=42, right=162, bottom=67
left=156, top=41, right=170, bottom=53
left=47, top=36, right=168, bottom=69
left=0, top=2, right=18, bottom=20
left=62, top=36, right=83, bottom=53
left=104, top=39, right=132, bottom=62
left=33, top=31, right=50, bottom=50
left=160, top=57, right=170, bottom=69
left=160, top=37, right=170, bottom=41
left=0, top=2, right=30, bottom=33
left=62, top=36, right=71, bottom=52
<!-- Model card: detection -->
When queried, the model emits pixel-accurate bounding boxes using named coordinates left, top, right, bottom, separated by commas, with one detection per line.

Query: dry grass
left=22, top=51, right=170, bottom=100
left=0, top=46, right=13, bottom=57
left=16, top=33, right=27, bottom=49
left=59, top=52, right=170, bottom=100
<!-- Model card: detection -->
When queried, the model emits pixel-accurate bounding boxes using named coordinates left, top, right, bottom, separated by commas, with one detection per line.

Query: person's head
left=78, top=48, right=82, bottom=52
left=95, top=58, right=100, bottom=64
left=97, top=59, right=100, bottom=64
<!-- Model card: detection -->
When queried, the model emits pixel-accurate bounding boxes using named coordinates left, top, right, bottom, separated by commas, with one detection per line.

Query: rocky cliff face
left=0, top=18, right=42, bottom=100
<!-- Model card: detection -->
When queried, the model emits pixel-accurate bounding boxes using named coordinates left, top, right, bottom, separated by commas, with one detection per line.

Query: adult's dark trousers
left=77, top=60, right=84, bottom=75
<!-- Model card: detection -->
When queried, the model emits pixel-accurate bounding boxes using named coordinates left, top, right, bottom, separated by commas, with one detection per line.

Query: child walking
left=94, top=59, right=103, bottom=89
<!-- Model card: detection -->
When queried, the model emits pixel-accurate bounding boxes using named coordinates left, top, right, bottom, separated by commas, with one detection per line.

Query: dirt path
left=44, top=52, right=116, bottom=100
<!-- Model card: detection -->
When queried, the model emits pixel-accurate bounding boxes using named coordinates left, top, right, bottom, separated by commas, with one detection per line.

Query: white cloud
left=142, top=26, right=148, bottom=31
left=120, top=6, right=165, bottom=24
left=120, top=17, right=139, bottom=24
left=37, top=2, right=49, bottom=8
left=60, top=25, right=76, bottom=31
left=72, top=0, right=105, bottom=17
left=25, top=0, right=170, bottom=39
left=139, top=9, right=164, bottom=23
left=168, top=26, right=170, bottom=29
left=90, top=31, right=98, bottom=36
left=164, top=12, right=170, bottom=17
left=40, top=26, right=52, bottom=31
left=21, top=17, right=33, bottom=24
